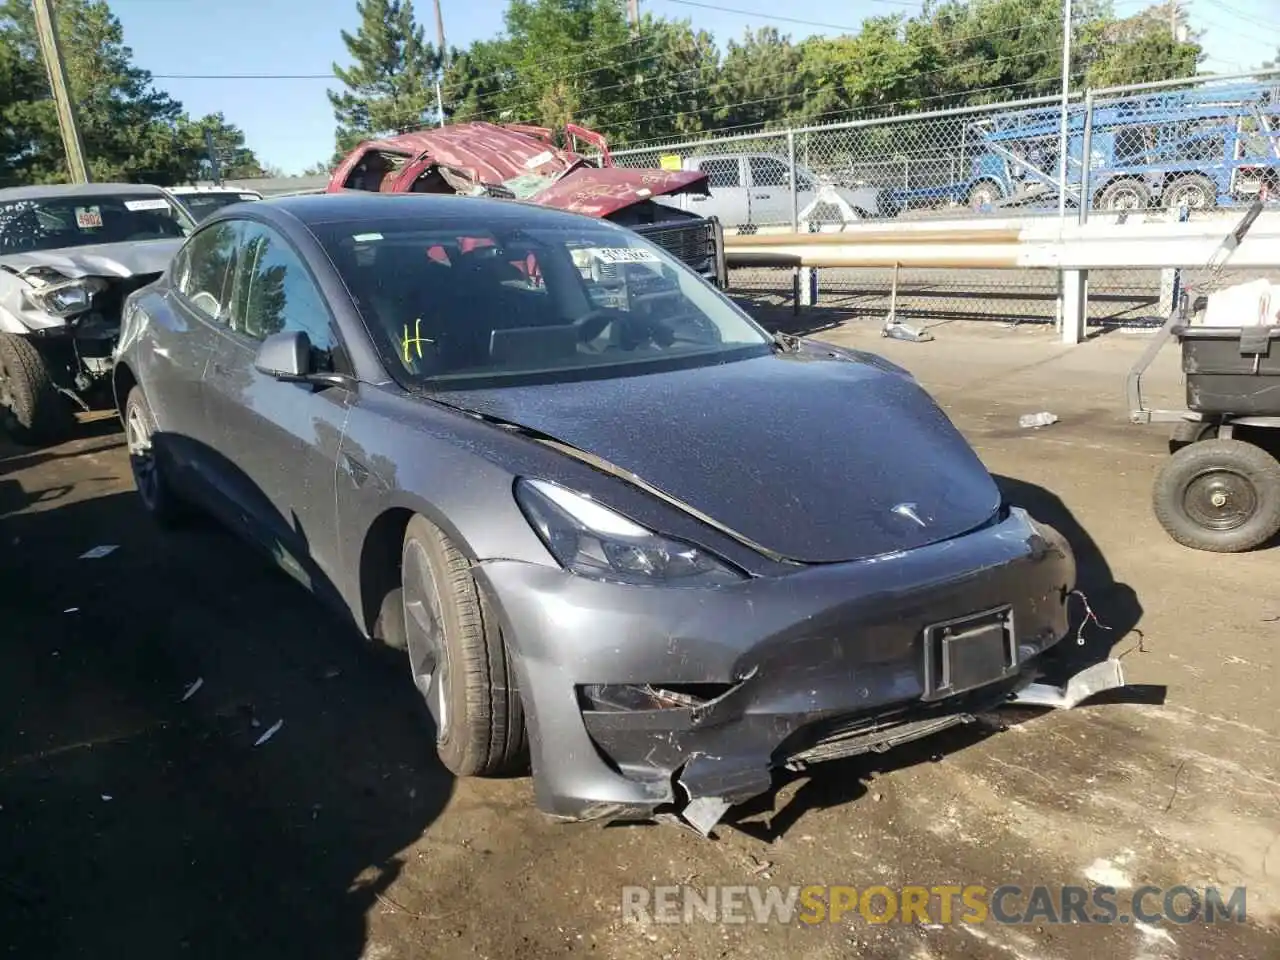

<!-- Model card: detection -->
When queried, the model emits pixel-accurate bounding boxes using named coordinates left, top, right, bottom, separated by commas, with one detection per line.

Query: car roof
left=242, top=191, right=626, bottom=232
left=0, top=182, right=172, bottom=202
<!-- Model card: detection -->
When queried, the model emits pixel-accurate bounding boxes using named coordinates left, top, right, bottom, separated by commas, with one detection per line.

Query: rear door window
left=699, top=158, right=742, bottom=188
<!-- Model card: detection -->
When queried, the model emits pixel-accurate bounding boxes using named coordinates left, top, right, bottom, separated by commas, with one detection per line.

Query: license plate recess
left=922, top=605, right=1018, bottom=701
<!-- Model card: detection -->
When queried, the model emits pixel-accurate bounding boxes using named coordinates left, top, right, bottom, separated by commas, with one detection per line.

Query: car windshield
left=313, top=217, right=773, bottom=388
left=175, top=192, right=259, bottom=222
left=0, top=193, right=193, bottom=254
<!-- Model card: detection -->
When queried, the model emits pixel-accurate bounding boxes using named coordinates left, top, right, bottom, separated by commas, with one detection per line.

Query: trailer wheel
left=1153, top=438, right=1280, bottom=552
left=1163, top=174, right=1217, bottom=210
left=1168, top=419, right=1218, bottom=453
left=1096, top=179, right=1151, bottom=211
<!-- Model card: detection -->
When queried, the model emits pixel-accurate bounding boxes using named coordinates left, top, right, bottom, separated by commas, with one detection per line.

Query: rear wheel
left=1163, top=173, right=1217, bottom=211
left=400, top=514, right=527, bottom=777
left=0, top=333, right=74, bottom=446
left=123, top=386, right=190, bottom=527
left=1096, top=179, right=1151, bottom=212
left=1153, top=438, right=1280, bottom=552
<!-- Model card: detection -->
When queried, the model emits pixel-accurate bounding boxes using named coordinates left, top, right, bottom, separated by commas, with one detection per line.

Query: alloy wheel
left=402, top=538, right=452, bottom=741
left=125, top=403, right=160, bottom=511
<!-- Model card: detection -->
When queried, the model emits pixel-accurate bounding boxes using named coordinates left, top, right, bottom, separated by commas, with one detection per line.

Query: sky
left=110, top=0, right=1278, bottom=176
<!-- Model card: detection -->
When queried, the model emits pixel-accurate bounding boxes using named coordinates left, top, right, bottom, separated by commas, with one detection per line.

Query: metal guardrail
left=723, top=209, right=1280, bottom=271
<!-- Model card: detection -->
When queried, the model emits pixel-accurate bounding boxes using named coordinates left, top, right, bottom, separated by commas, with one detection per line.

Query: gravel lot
left=2, top=319, right=1277, bottom=960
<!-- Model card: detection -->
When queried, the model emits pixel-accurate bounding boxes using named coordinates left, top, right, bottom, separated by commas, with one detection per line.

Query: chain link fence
left=609, top=70, right=1280, bottom=331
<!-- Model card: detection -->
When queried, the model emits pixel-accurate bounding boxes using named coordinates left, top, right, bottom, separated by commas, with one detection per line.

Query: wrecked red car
left=328, top=121, right=726, bottom=287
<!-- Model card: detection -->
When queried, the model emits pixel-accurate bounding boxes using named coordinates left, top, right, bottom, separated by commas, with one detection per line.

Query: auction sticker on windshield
left=590, top=247, right=661, bottom=264
left=124, top=198, right=171, bottom=212
left=75, top=206, right=103, bottom=228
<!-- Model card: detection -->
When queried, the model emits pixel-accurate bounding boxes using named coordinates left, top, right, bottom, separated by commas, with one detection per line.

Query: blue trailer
left=881, top=81, right=1280, bottom=216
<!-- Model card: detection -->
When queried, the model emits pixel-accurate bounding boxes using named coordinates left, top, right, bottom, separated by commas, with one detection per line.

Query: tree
left=713, top=27, right=806, bottom=129
left=0, top=0, right=266, bottom=186
left=1080, top=2, right=1203, bottom=88
left=327, top=0, right=442, bottom=161
left=1, top=0, right=189, bottom=182
left=0, top=25, right=47, bottom=187
left=173, top=112, right=267, bottom=183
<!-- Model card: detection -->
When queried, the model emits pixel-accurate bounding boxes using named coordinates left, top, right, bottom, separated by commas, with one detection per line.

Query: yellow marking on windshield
left=401, top=317, right=433, bottom=363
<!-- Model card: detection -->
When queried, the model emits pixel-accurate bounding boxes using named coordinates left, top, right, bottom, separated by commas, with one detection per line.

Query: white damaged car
left=0, top=183, right=192, bottom=444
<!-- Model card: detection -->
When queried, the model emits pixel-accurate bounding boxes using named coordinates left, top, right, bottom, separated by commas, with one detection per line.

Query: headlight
left=30, top=277, right=107, bottom=317
left=514, top=478, right=745, bottom=587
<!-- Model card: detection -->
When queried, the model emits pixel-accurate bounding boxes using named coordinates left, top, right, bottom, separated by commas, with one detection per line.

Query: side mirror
left=254, top=330, right=312, bottom=380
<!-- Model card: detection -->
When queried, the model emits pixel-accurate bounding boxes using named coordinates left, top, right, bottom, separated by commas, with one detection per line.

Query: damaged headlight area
left=28, top=276, right=108, bottom=318
left=514, top=477, right=746, bottom=587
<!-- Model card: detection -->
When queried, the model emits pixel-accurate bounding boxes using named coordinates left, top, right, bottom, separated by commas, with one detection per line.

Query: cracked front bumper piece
left=474, top=506, right=1126, bottom=835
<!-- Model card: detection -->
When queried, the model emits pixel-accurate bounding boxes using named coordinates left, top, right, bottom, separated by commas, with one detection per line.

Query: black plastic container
left=1174, top=324, right=1280, bottom=415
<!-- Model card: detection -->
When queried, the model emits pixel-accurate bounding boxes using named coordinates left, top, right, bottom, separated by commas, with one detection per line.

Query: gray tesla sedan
left=112, top=192, right=1118, bottom=835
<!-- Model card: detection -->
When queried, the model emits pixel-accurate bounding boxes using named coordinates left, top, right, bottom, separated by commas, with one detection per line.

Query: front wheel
left=0, top=333, right=75, bottom=446
left=967, top=181, right=1000, bottom=211
left=400, top=514, right=528, bottom=777
left=1152, top=438, right=1280, bottom=552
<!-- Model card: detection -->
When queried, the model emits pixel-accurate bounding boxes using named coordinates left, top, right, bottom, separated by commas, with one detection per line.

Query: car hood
left=0, top=238, right=183, bottom=281
left=528, top=167, right=710, bottom=217
left=441, top=348, right=1002, bottom=564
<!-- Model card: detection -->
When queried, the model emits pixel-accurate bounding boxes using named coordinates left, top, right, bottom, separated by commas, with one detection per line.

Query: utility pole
left=433, top=0, right=447, bottom=127
left=31, top=0, right=89, bottom=183
left=1169, top=0, right=1177, bottom=40
left=626, top=0, right=640, bottom=37
left=1056, top=0, right=1071, bottom=217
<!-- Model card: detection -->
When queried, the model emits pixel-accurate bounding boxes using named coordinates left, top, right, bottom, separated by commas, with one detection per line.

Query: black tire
left=1096, top=179, right=1151, bottom=212
left=1163, top=173, right=1218, bottom=211
left=0, top=332, right=74, bottom=446
left=1168, top=419, right=1218, bottom=453
left=400, top=514, right=527, bottom=777
left=1152, top=438, right=1280, bottom=553
left=123, top=386, right=190, bottom=527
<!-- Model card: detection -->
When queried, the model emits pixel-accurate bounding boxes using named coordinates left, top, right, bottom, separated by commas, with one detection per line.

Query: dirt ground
left=2, top=320, right=1278, bottom=960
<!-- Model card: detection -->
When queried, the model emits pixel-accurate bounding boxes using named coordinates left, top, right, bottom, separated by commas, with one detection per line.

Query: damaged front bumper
left=475, top=506, right=1127, bottom=835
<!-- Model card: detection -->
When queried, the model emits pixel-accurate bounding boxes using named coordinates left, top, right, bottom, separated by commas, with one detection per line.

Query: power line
left=615, top=53, right=1209, bottom=150
left=152, top=73, right=335, bottom=79
left=656, top=0, right=916, bottom=28
left=408, top=32, right=1090, bottom=131
left=431, top=16, right=1071, bottom=126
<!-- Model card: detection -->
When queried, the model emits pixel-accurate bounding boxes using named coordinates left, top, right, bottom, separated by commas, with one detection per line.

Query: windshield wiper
left=771, top=331, right=802, bottom=354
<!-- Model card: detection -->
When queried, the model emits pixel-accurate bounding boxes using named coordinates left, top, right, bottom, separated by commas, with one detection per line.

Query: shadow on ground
left=717, top=475, right=1154, bottom=842
left=0, top=488, right=452, bottom=960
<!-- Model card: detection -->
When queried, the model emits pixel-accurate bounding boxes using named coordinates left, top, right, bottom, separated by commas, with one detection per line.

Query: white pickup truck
left=660, top=153, right=884, bottom=231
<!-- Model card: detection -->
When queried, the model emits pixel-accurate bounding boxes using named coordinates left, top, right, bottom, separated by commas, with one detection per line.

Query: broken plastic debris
left=63, top=607, right=78, bottom=614
left=253, top=719, right=284, bottom=747
left=180, top=678, right=204, bottom=702
left=101, top=794, right=112, bottom=802
left=78, top=545, right=118, bottom=559
left=1018, top=412, right=1059, bottom=428
left=882, top=320, right=934, bottom=342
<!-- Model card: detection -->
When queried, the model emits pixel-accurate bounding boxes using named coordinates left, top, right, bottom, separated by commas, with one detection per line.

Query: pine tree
left=328, top=0, right=441, bottom=161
